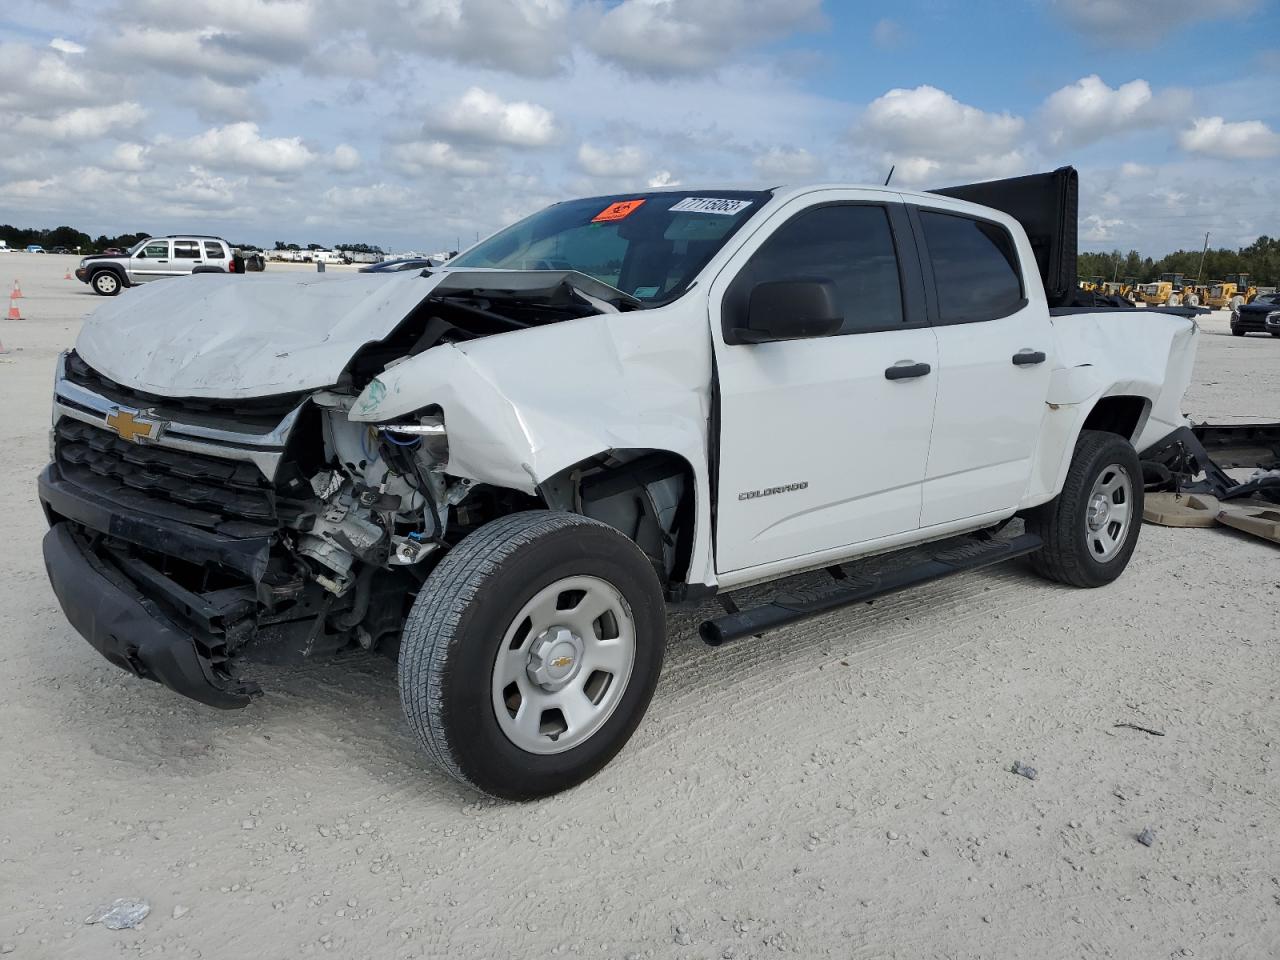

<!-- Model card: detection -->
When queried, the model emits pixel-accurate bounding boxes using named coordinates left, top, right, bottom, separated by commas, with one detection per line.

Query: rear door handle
left=1012, top=350, right=1046, bottom=366
left=884, top=361, right=932, bottom=381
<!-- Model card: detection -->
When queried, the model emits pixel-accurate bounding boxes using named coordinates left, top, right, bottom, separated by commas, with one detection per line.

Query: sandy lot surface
left=2, top=254, right=1278, bottom=959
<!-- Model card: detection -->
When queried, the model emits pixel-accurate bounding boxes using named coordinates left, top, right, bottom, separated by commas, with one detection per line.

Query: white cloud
left=577, top=143, right=648, bottom=177
left=647, top=170, right=680, bottom=187
left=0, top=178, right=55, bottom=200
left=13, top=102, right=146, bottom=142
left=177, top=122, right=315, bottom=175
left=364, top=0, right=573, bottom=78
left=330, top=143, right=361, bottom=172
left=179, top=77, right=262, bottom=123
left=872, top=18, right=906, bottom=49
left=1119, top=161, right=1154, bottom=177
left=1178, top=117, right=1280, bottom=160
left=1041, top=75, right=1188, bottom=147
left=1082, top=213, right=1126, bottom=243
left=1051, top=0, right=1257, bottom=39
left=322, top=182, right=413, bottom=212
left=583, top=0, right=824, bottom=75
left=49, top=38, right=86, bottom=55
left=111, top=143, right=151, bottom=171
left=752, top=146, right=820, bottom=180
left=388, top=140, right=497, bottom=177
left=103, top=27, right=273, bottom=84
left=858, top=85, right=1027, bottom=185
left=0, top=42, right=112, bottom=109
left=430, top=87, right=559, bottom=147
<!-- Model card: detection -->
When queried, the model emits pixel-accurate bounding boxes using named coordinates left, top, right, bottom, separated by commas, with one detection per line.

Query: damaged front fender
left=348, top=305, right=721, bottom=586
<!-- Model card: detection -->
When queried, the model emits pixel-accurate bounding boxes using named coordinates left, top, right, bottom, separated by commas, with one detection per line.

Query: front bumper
left=42, top=521, right=260, bottom=708
left=1232, top=312, right=1274, bottom=333
left=74, top=267, right=88, bottom=283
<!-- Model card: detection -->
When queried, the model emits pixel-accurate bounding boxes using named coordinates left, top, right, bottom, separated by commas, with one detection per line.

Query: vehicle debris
left=1114, top=722, right=1166, bottom=737
left=1010, top=761, right=1038, bottom=780
left=85, top=898, right=150, bottom=929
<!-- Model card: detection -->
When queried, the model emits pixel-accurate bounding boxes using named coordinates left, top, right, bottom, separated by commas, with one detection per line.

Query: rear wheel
left=91, top=270, right=122, bottom=296
left=1026, top=430, right=1143, bottom=588
left=398, top=511, right=666, bottom=799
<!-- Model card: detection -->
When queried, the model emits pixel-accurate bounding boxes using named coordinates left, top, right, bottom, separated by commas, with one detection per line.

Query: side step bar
left=699, top=533, right=1043, bottom=646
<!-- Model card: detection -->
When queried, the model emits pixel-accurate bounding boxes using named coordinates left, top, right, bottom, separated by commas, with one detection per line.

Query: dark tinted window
left=173, top=240, right=200, bottom=259
left=204, top=241, right=224, bottom=258
left=919, top=211, right=1024, bottom=323
left=739, top=204, right=903, bottom=334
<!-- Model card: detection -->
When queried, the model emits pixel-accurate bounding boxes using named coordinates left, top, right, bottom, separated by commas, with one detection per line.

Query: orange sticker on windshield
left=592, top=198, right=646, bottom=222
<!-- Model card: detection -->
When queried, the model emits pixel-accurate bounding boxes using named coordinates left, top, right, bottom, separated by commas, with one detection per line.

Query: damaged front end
left=38, top=348, right=532, bottom=708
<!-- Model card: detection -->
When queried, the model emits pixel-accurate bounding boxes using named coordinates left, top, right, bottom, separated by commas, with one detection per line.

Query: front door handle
left=884, top=360, right=932, bottom=381
left=1012, top=350, right=1046, bottom=366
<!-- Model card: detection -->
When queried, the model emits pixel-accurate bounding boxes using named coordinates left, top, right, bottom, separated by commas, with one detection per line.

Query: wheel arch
left=537, top=448, right=703, bottom=594
left=1078, top=393, right=1151, bottom=445
left=89, top=263, right=128, bottom=285
left=1023, top=390, right=1155, bottom=510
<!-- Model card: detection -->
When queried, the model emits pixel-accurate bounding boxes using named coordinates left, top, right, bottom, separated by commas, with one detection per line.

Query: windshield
left=449, top=190, right=770, bottom=305
left=128, top=239, right=148, bottom=255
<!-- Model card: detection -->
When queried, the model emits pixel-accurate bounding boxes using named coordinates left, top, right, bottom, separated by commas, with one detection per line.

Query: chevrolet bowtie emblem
left=105, top=408, right=162, bottom=444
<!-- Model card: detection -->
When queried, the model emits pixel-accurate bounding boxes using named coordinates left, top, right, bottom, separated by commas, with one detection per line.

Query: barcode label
left=668, top=197, right=754, bottom=216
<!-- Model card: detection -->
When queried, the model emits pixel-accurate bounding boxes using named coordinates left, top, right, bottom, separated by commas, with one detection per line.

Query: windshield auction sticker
left=668, top=197, right=753, bottom=216
left=592, top=199, right=647, bottom=222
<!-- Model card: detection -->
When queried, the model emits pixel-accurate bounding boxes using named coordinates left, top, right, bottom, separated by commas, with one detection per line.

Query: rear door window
left=918, top=211, right=1025, bottom=323
left=173, top=240, right=200, bottom=260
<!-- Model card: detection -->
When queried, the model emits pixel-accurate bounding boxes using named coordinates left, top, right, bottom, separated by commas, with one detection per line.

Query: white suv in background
left=75, top=236, right=238, bottom=296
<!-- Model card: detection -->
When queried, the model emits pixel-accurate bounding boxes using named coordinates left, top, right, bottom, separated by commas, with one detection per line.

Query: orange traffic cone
left=10, top=279, right=22, bottom=299
left=7, top=296, right=21, bottom=321
left=64, top=270, right=73, bottom=281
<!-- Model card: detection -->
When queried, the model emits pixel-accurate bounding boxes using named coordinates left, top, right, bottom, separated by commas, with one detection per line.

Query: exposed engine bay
left=42, top=268, right=690, bottom=706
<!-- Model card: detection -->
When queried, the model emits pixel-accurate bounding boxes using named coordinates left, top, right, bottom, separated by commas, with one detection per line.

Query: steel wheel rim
left=1084, top=462, right=1133, bottom=562
left=490, top=575, right=636, bottom=755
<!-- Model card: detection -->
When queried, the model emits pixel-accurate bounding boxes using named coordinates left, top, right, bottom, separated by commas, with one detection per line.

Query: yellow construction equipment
left=1138, top=280, right=1173, bottom=306
left=1221, top=273, right=1257, bottom=307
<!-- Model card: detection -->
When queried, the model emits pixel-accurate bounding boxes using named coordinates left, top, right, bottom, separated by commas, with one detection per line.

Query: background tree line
left=1079, top=236, right=1280, bottom=286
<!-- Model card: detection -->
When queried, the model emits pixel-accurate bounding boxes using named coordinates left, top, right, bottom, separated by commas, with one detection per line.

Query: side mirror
left=730, top=279, right=842, bottom=344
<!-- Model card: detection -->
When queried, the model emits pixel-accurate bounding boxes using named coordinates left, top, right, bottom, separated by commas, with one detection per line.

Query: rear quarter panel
left=1022, top=310, right=1198, bottom=506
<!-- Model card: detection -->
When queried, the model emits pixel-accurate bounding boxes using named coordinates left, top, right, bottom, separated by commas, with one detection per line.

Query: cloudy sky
left=1, top=0, right=1277, bottom=253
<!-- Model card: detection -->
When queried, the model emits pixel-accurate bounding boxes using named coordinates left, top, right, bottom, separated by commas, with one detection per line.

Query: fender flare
left=88, top=263, right=129, bottom=286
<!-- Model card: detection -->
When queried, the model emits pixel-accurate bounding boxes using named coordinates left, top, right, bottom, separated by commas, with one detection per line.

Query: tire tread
left=398, top=511, right=636, bottom=792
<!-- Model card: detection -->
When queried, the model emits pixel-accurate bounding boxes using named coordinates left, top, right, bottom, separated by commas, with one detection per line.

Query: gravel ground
left=2, top=255, right=1278, bottom=959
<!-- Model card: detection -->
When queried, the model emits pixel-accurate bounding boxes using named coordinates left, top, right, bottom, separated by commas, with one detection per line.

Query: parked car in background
left=50, top=246, right=71, bottom=255
left=1231, top=291, right=1280, bottom=337
left=103, top=247, right=124, bottom=256
left=26, top=244, right=46, bottom=254
left=75, top=235, right=250, bottom=296
left=0, top=240, right=9, bottom=253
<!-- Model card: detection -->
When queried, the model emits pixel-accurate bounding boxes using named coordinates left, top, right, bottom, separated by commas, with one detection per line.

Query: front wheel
left=398, top=511, right=666, bottom=799
left=1026, top=430, right=1143, bottom=588
left=91, top=270, right=122, bottom=296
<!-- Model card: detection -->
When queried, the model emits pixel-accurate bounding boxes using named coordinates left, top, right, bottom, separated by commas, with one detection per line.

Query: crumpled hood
left=76, top=270, right=444, bottom=398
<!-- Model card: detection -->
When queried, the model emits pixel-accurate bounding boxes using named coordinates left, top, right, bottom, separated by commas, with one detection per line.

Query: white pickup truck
left=40, top=168, right=1197, bottom=798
